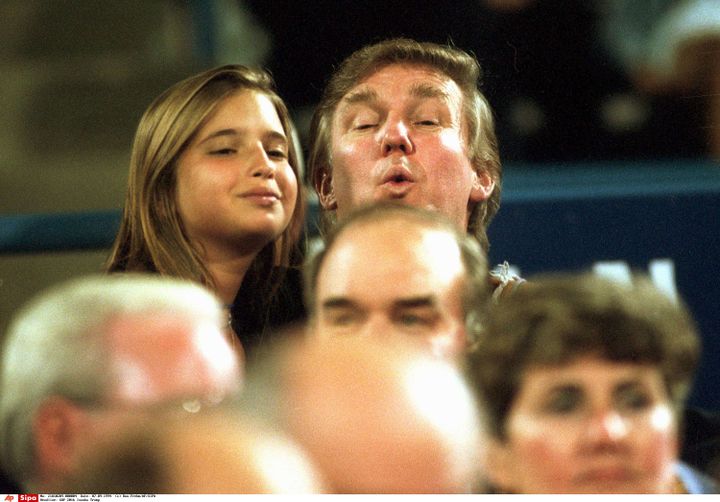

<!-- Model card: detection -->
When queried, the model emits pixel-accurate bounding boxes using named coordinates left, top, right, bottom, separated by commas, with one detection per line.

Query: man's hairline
left=337, top=78, right=455, bottom=112
left=331, top=61, right=467, bottom=126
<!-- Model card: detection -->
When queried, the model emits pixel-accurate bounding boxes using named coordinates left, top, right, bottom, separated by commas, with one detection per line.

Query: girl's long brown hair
left=106, top=65, right=306, bottom=296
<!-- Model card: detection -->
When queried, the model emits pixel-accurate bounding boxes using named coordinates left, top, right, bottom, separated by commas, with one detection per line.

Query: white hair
left=0, top=273, right=223, bottom=486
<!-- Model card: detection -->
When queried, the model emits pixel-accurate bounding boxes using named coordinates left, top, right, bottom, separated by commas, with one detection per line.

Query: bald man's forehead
left=320, top=221, right=465, bottom=289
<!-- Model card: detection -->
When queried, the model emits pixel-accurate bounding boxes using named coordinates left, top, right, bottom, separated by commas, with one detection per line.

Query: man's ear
left=33, top=396, right=89, bottom=482
left=485, top=437, right=515, bottom=493
left=469, top=169, right=495, bottom=203
left=317, top=170, right=338, bottom=210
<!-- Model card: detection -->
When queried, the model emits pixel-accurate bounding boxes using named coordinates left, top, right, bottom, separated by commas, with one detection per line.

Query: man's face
left=322, top=64, right=494, bottom=230
left=80, top=312, right=242, bottom=443
left=313, top=218, right=467, bottom=357
left=31, top=310, right=242, bottom=491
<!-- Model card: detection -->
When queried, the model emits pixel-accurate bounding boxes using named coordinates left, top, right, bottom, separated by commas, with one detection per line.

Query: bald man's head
left=244, top=337, right=486, bottom=493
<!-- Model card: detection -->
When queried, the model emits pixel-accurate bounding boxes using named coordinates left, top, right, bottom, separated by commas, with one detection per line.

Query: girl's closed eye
left=266, top=148, right=288, bottom=159
left=209, top=147, right=237, bottom=156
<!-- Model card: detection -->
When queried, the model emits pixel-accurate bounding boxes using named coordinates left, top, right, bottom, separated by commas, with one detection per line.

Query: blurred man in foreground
left=63, top=410, right=325, bottom=493
left=0, top=274, right=242, bottom=492
left=241, top=336, right=486, bottom=493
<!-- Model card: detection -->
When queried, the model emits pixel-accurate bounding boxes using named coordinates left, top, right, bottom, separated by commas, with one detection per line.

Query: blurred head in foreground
left=466, top=273, right=700, bottom=493
left=0, top=274, right=242, bottom=491
left=242, top=336, right=486, bottom=493
left=63, top=410, right=325, bottom=494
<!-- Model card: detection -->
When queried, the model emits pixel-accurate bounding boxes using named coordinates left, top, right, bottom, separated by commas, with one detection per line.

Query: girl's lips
left=242, top=193, right=280, bottom=206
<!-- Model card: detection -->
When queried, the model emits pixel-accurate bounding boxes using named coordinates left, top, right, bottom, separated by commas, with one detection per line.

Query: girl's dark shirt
left=230, top=266, right=306, bottom=359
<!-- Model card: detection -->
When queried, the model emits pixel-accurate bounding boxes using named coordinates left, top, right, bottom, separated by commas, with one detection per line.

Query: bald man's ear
left=469, top=169, right=495, bottom=203
left=485, top=438, right=515, bottom=493
left=33, top=396, right=89, bottom=482
left=317, top=171, right=338, bottom=210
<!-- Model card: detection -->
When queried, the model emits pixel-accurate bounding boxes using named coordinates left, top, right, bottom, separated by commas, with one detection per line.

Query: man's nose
left=380, top=117, right=414, bottom=156
left=360, top=314, right=394, bottom=339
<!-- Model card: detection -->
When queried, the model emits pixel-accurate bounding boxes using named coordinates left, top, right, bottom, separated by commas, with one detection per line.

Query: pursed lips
left=380, top=161, right=415, bottom=184
left=378, top=163, right=416, bottom=197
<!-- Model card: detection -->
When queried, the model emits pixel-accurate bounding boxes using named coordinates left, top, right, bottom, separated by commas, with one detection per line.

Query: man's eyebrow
left=544, top=383, right=582, bottom=395
left=341, top=84, right=449, bottom=107
left=409, top=82, right=450, bottom=101
left=341, top=88, right=380, bottom=106
left=393, top=296, right=437, bottom=309
left=321, top=297, right=360, bottom=310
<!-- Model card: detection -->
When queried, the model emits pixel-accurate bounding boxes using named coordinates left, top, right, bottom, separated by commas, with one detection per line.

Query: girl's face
left=488, top=356, right=679, bottom=494
left=175, top=89, right=298, bottom=257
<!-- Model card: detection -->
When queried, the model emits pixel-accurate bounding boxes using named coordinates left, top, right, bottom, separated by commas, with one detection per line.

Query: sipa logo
left=19, top=496, right=37, bottom=502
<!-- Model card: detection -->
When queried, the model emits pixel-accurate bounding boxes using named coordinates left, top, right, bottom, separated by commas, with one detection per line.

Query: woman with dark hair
left=467, top=273, right=716, bottom=494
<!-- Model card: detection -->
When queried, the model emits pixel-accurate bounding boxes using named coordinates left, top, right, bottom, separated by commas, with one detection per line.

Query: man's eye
left=354, top=123, right=377, bottom=130
left=329, top=313, right=359, bottom=327
left=415, top=119, right=439, bottom=126
left=398, top=314, right=431, bottom=327
left=267, top=149, right=287, bottom=159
